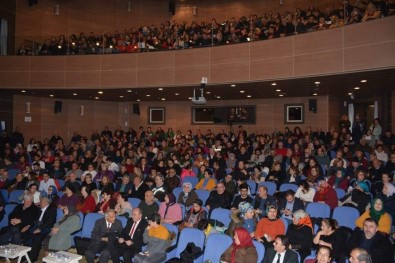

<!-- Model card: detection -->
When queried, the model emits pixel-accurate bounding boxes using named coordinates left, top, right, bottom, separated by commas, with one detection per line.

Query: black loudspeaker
left=169, top=1, right=175, bottom=15
left=54, top=100, right=62, bottom=113
left=309, top=99, right=317, bottom=113
left=133, top=103, right=140, bottom=115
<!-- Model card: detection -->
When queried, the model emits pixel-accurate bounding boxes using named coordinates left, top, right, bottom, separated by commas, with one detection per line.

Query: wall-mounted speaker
left=54, top=100, right=62, bottom=113
left=169, top=1, right=175, bottom=15
left=133, top=103, right=140, bottom=115
left=309, top=99, right=317, bottom=113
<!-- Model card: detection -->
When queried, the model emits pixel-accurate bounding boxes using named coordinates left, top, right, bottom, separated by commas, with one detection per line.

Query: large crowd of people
left=0, top=114, right=394, bottom=262
left=18, top=0, right=395, bottom=56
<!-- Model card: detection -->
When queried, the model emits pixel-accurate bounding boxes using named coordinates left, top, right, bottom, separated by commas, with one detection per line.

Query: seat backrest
left=127, top=197, right=142, bottom=209
left=116, top=215, right=128, bottom=228
left=0, top=204, right=17, bottom=228
left=258, top=182, right=277, bottom=195
left=8, top=190, right=25, bottom=204
left=182, top=176, right=199, bottom=189
left=163, top=223, right=179, bottom=246
left=7, top=169, right=20, bottom=180
left=334, top=188, right=346, bottom=199
left=175, top=228, right=205, bottom=258
left=56, top=207, right=64, bottom=222
left=253, top=240, right=265, bottom=263
left=172, top=187, right=183, bottom=200
left=179, top=203, right=186, bottom=219
left=280, top=217, right=289, bottom=233
left=306, top=202, right=331, bottom=218
left=210, top=208, right=232, bottom=228
left=0, top=189, right=8, bottom=203
left=332, top=206, right=360, bottom=230
left=81, top=213, right=104, bottom=238
left=279, top=183, right=299, bottom=193
left=203, top=233, right=233, bottom=263
left=195, top=189, right=210, bottom=204
left=246, top=180, right=257, bottom=195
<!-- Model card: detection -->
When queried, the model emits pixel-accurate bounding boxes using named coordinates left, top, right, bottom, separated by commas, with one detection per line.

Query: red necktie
left=129, top=222, right=137, bottom=238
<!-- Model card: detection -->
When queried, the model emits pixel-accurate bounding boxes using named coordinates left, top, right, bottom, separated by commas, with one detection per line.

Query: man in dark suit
left=130, top=175, right=149, bottom=200
left=0, top=194, right=40, bottom=245
left=346, top=218, right=393, bottom=263
left=85, top=209, right=123, bottom=263
left=263, top=235, right=299, bottom=263
left=26, top=196, right=57, bottom=262
left=111, top=208, right=148, bottom=263
left=278, top=190, right=305, bottom=223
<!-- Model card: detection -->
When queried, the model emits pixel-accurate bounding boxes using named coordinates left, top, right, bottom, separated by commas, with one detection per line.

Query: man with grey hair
left=349, top=248, right=372, bottom=263
left=27, top=196, right=57, bottom=262
left=85, top=209, right=123, bottom=263
left=0, top=194, right=40, bottom=245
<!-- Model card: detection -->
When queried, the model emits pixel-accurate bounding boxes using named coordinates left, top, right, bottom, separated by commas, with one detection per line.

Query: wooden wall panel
left=294, top=28, right=343, bottom=56
left=175, top=66, right=210, bottom=85
left=249, top=38, right=293, bottom=60
left=294, top=50, right=343, bottom=76
left=250, top=57, right=293, bottom=80
left=30, top=56, right=65, bottom=71
left=30, top=72, right=65, bottom=88
left=210, top=62, right=250, bottom=83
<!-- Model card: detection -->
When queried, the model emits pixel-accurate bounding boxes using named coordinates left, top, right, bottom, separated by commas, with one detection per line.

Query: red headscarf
left=230, top=227, right=254, bottom=263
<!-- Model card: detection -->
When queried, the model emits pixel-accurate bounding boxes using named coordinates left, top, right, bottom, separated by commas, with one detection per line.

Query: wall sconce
left=192, top=6, right=197, bottom=16
left=80, top=105, right=85, bottom=116
left=25, top=102, right=31, bottom=114
left=128, top=2, right=132, bottom=12
left=54, top=4, right=60, bottom=16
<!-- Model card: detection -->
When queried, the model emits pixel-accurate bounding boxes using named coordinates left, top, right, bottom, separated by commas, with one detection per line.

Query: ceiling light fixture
left=127, top=90, right=132, bottom=93
left=98, top=91, right=103, bottom=94
left=271, top=82, right=277, bottom=86
left=175, top=93, right=179, bottom=96
left=279, top=94, right=284, bottom=97
left=230, top=84, right=236, bottom=87
left=161, top=98, right=166, bottom=101
left=276, top=89, right=281, bottom=92
left=247, top=95, right=252, bottom=98
left=146, top=94, right=151, bottom=97
left=94, top=96, right=99, bottom=100
left=119, top=95, right=124, bottom=98
left=240, top=90, right=245, bottom=93
left=354, top=87, right=360, bottom=90
left=73, top=93, right=77, bottom=96
left=158, top=88, right=163, bottom=91
left=188, top=97, right=192, bottom=100
left=314, top=81, right=320, bottom=85
left=137, top=99, right=141, bottom=102
left=216, top=96, right=221, bottom=99
left=206, top=91, right=211, bottom=94
left=360, top=80, right=367, bottom=83
left=49, top=94, right=54, bottom=97
left=21, top=90, right=26, bottom=93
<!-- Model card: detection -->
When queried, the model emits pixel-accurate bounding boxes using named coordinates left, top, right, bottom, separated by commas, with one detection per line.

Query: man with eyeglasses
left=263, top=235, right=298, bottom=263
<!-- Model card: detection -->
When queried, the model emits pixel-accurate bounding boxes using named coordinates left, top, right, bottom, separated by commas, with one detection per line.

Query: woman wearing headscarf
left=158, top=192, right=182, bottom=224
left=286, top=209, right=313, bottom=262
left=177, top=182, right=198, bottom=207
left=195, top=170, right=216, bottom=191
left=356, top=198, right=392, bottom=234
left=43, top=204, right=81, bottom=254
left=327, top=168, right=349, bottom=191
left=339, top=181, right=371, bottom=215
left=377, top=182, right=395, bottom=226
left=47, top=185, right=60, bottom=207
left=77, top=185, right=96, bottom=214
left=179, top=199, right=207, bottom=231
left=57, top=184, right=79, bottom=208
left=227, top=202, right=258, bottom=237
left=221, top=227, right=258, bottom=263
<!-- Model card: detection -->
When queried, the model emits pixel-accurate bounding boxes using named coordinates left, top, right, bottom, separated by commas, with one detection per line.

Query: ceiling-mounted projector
left=192, top=77, right=208, bottom=105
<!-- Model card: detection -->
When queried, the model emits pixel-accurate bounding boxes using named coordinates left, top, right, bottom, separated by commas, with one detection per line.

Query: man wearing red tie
left=111, top=208, right=148, bottom=263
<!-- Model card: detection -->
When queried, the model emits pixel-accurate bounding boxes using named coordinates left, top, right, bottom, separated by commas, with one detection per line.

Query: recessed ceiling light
left=206, top=91, right=211, bottom=94
left=313, top=92, right=318, bottom=96
left=279, top=94, right=284, bottom=97
left=361, top=80, right=367, bottom=83
left=276, top=89, right=281, bottom=92
left=136, top=99, right=141, bottom=102
left=216, top=96, right=221, bottom=99
left=146, top=94, right=151, bottom=97
left=94, top=96, right=99, bottom=100
left=98, top=91, right=103, bottom=94
left=119, top=95, right=124, bottom=98
left=49, top=94, right=54, bottom=97
left=158, top=88, right=163, bottom=91
left=240, top=90, right=245, bottom=93
left=73, top=93, right=78, bottom=96
left=314, top=81, right=320, bottom=85
left=354, top=87, right=360, bottom=90
left=21, top=90, right=26, bottom=93
left=175, top=93, right=179, bottom=96
left=271, top=82, right=277, bottom=86
left=127, top=90, right=132, bottom=93
left=230, top=84, right=236, bottom=87
left=161, top=98, right=166, bottom=101
left=188, top=97, right=192, bottom=100
left=247, top=95, right=252, bottom=98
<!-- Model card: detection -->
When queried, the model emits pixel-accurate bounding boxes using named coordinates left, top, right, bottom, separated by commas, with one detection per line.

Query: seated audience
left=231, top=183, right=253, bottom=211
left=286, top=209, right=313, bottom=261
left=221, top=227, right=258, bottom=263
left=206, top=181, right=231, bottom=212
left=179, top=199, right=206, bottom=231
left=158, top=192, right=183, bottom=224
left=355, top=198, right=392, bottom=234
left=377, top=182, right=395, bottom=224
left=305, top=245, right=333, bottom=263
left=263, top=235, right=299, bottom=263
left=339, top=181, right=371, bottom=215
left=114, top=192, right=133, bottom=218
left=195, top=169, right=216, bottom=191
left=152, top=175, right=169, bottom=202
left=115, top=174, right=133, bottom=195
left=130, top=175, right=150, bottom=200
left=313, top=180, right=338, bottom=210
left=328, top=168, right=349, bottom=191
left=348, top=247, right=372, bottom=263
left=295, top=180, right=316, bottom=204
left=77, top=185, right=96, bottom=214
left=254, top=205, right=286, bottom=248
left=177, top=182, right=198, bottom=207
left=252, top=185, right=276, bottom=218
left=138, top=190, right=159, bottom=219
left=96, top=189, right=116, bottom=214
left=278, top=190, right=305, bottom=223
left=57, top=184, right=79, bottom=208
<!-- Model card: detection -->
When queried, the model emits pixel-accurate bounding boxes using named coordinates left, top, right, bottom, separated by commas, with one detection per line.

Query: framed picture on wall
left=284, top=104, right=304, bottom=124
left=148, top=107, right=165, bottom=124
